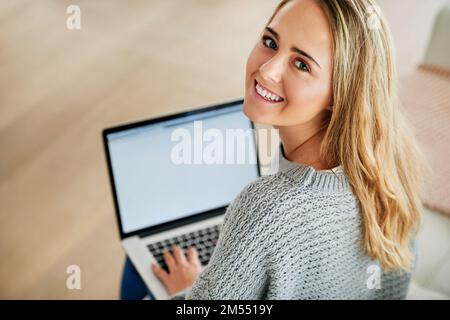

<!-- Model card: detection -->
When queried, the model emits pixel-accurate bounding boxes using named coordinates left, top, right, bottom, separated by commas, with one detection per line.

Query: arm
left=185, top=191, right=271, bottom=300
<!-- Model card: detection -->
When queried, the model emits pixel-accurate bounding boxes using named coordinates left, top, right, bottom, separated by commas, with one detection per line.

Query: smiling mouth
left=254, top=80, right=285, bottom=103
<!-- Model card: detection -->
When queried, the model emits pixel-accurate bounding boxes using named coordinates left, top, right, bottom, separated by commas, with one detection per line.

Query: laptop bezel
left=102, top=98, right=261, bottom=240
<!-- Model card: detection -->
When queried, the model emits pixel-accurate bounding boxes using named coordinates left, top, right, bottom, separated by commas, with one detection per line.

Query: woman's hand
left=151, top=246, right=203, bottom=295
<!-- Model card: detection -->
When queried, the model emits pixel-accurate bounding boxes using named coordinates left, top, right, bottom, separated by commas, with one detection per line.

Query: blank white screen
left=107, top=104, right=259, bottom=234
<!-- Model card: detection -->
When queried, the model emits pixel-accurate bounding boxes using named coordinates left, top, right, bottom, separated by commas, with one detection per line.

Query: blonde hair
left=267, top=0, right=430, bottom=272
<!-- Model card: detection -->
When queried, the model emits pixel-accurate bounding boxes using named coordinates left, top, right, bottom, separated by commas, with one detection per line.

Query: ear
left=325, top=105, right=334, bottom=111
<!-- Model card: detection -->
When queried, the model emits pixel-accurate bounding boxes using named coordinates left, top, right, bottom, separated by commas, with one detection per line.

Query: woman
left=121, top=0, right=427, bottom=299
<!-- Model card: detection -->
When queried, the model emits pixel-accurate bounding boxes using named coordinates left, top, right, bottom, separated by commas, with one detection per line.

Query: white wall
left=377, top=0, right=449, bottom=77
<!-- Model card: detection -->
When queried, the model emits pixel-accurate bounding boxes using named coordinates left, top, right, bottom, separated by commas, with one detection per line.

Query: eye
left=261, top=35, right=310, bottom=73
left=294, top=60, right=310, bottom=73
left=261, top=35, right=277, bottom=50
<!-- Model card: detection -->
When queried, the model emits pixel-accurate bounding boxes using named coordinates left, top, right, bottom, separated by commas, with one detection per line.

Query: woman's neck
left=274, top=115, right=333, bottom=171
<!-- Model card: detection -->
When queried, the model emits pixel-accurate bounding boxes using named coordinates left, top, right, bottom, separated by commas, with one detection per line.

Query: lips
left=254, top=79, right=285, bottom=103
left=255, top=80, right=283, bottom=99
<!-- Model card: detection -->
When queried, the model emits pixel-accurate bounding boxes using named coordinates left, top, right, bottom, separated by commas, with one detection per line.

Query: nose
left=259, top=55, right=285, bottom=84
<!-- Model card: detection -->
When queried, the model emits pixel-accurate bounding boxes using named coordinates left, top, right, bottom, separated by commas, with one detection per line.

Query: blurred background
left=0, top=0, right=449, bottom=299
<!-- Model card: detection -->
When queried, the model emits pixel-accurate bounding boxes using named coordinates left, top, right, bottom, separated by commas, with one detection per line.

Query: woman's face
left=243, top=0, right=334, bottom=127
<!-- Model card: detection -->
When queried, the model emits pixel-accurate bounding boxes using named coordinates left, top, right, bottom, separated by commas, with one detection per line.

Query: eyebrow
left=265, top=27, right=322, bottom=69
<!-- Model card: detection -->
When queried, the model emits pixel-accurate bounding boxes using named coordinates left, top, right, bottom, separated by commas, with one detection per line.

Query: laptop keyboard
left=147, top=224, right=221, bottom=272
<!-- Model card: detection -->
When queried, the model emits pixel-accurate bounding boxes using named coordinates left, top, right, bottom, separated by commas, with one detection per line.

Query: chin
left=243, top=101, right=273, bottom=125
left=242, top=102, right=256, bottom=122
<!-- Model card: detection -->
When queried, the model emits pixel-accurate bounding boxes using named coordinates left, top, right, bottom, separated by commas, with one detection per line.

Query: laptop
left=102, top=99, right=261, bottom=299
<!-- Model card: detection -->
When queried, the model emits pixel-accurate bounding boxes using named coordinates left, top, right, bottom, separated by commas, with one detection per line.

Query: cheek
left=283, top=78, right=332, bottom=120
left=288, top=80, right=324, bottom=104
left=246, top=47, right=258, bottom=70
left=246, top=46, right=269, bottom=79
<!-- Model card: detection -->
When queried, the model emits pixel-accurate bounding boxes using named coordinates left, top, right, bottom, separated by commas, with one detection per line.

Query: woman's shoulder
left=237, top=168, right=355, bottom=206
left=222, top=175, right=291, bottom=225
left=227, top=170, right=358, bottom=227
left=233, top=172, right=300, bottom=206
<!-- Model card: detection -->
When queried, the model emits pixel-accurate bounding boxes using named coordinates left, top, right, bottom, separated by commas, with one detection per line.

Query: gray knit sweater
left=171, top=143, right=415, bottom=300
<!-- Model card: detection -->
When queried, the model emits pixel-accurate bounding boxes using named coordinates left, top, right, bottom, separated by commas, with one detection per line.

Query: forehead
left=268, top=0, right=333, bottom=67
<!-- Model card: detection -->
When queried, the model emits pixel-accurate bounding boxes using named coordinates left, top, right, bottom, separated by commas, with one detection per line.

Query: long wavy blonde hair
left=267, top=0, right=429, bottom=272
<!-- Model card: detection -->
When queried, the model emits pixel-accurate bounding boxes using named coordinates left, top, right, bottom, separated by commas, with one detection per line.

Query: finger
left=172, top=246, right=188, bottom=266
left=187, top=247, right=202, bottom=268
left=163, top=250, right=177, bottom=272
left=151, top=264, right=169, bottom=283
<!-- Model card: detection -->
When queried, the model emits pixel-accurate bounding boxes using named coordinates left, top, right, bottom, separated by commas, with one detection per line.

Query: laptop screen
left=104, top=100, right=259, bottom=235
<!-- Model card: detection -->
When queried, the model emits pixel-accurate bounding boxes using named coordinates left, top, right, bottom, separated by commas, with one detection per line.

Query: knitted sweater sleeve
left=179, top=184, right=271, bottom=300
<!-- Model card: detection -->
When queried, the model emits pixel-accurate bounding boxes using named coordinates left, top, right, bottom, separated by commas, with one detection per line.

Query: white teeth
left=255, top=82, right=283, bottom=102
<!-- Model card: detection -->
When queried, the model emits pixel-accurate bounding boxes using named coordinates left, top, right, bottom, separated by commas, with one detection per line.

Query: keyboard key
left=147, top=224, right=221, bottom=267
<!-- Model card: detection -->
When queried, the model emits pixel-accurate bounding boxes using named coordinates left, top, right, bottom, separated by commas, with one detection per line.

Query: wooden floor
left=0, top=0, right=446, bottom=299
left=0, top=0, right=278, bottom=299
